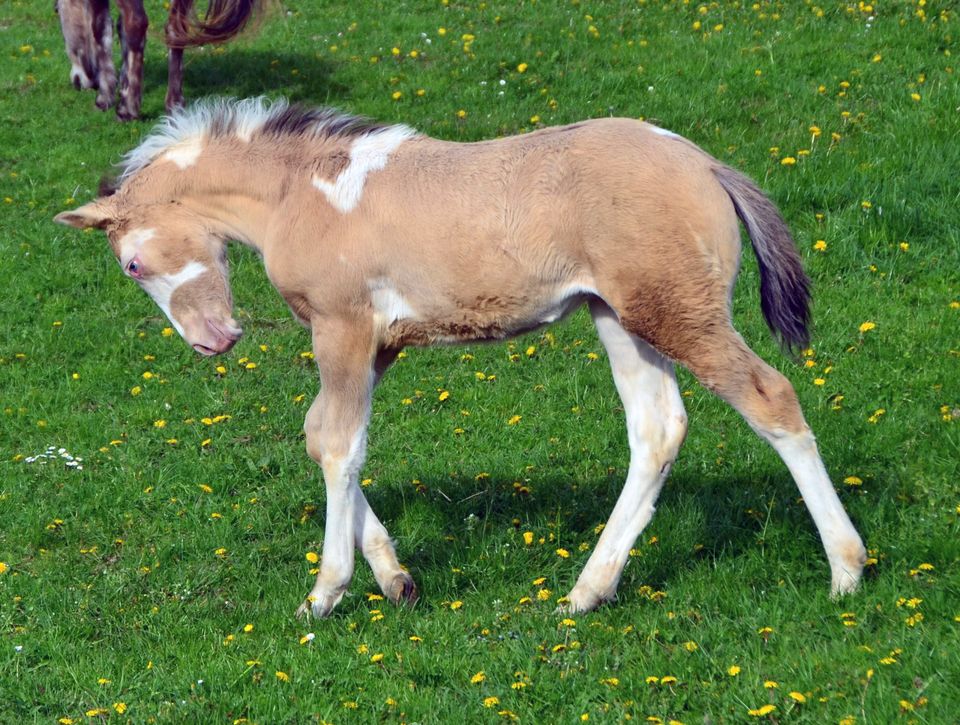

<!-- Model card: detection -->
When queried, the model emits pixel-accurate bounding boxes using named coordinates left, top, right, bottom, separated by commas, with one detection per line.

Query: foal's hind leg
left=565, top=300, right=688, bottom=612
left=660, top=323, right=866, bottom=595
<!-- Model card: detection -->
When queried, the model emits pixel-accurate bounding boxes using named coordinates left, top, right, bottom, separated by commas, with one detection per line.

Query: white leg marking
left=765, top=430, right=866, bottom=595
left=301, top=425, right=369, bottom=618
left=566, top=301, right=688, bottom=612
left=312, top=126, right=416, bottom=213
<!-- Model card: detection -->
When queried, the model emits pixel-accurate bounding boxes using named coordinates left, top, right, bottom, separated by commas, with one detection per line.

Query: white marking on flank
left=161, top=136, right=204, bottom=169
left=313, top=126, right=416, bottom=213
left=143, top=261, right=208, bottom=337
left=367, top=277, right=416, bottom=325
left=649, top=125, right=682, bottom=140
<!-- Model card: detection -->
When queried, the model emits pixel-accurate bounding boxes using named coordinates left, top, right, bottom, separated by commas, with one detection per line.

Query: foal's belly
left=380, top=282, right=597, bottom=347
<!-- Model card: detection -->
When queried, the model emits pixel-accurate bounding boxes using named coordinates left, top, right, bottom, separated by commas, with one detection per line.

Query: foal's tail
left=712, top=164, right=811, bottom=353
left=166, top=0, right=263, bottom=48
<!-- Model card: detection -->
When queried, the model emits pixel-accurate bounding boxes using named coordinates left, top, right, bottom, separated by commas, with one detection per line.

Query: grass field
left=1, top=0, right=959, bottom=722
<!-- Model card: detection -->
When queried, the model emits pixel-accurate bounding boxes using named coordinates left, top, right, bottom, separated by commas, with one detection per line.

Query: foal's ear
left=54, top=199, right=115, bottom=230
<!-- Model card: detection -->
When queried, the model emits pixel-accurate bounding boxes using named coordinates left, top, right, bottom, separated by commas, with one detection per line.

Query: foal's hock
left=56, top=98, right=866, bottom=617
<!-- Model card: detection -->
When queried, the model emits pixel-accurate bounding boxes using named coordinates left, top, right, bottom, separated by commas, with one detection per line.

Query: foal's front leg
left=297, top=320, right=414, bottom=618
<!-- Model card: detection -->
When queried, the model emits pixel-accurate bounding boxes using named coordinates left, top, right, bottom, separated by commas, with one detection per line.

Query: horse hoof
left=387, top=572, right=419, bottom=606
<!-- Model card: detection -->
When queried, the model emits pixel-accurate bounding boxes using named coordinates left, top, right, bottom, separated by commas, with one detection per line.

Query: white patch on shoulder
left=649, top=125, right=682, bottom=140
left=161, top=136, right=204, bottom=169
left=367, top=277, right=416, bottom=325
left=313, top=126, right=416, bottom=213
left=118, top=227, right=156, bottom=266
left=142, top=261, right=208, bottom=336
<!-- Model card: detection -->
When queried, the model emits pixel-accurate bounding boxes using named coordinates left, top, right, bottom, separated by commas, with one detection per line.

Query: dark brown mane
left=258, top=104, right=388, bottom=141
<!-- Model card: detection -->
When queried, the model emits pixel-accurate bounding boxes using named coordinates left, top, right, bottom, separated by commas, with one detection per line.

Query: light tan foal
left=55, top=98, right=866, bottom=617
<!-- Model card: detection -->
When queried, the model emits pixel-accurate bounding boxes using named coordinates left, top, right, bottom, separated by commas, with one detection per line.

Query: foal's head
left=55, top=191, right=242, bottom=356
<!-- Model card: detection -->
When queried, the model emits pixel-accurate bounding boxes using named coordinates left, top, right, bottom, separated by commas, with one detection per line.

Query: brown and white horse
left=55, top=98, right=866, bottom=617
left=55, top=0, right=261, bottom=120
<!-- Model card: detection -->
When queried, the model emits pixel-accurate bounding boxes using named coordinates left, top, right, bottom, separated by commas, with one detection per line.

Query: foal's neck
left=167, top=138, right=309, bottom=252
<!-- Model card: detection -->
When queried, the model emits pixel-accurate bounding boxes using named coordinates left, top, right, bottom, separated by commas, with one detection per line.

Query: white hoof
left=296, top=587, right=346, bottom=619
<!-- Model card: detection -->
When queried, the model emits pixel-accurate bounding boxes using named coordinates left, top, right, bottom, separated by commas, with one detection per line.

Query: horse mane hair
left=115, top=97, right=412, bottom=183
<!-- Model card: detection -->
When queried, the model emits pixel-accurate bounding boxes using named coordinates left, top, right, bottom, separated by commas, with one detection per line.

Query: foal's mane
left=113, top=97, right=402, bottom=185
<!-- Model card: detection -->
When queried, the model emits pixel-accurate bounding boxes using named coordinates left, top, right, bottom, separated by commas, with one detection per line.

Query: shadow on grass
left=140, top=49, right=347, bottom=117
left=352, top=468, right=802, bottom=601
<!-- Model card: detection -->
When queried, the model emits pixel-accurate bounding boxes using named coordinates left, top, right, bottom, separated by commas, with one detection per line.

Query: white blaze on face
left=312, top=126, right=415, bottom=213
left=118, top=227, right=156, bottom=266
left=142, top=261, right=209, bottom=337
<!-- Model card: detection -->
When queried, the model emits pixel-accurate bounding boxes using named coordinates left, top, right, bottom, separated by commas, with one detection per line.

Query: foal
left=55, top=98, right=866, bottom=617
left=56, top=0, right=261, bottom=120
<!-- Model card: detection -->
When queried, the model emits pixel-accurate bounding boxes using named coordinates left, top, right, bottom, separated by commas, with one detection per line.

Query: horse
left=55, top=0, right=261, bottom=120
left=55, top=98, right=866, bottom=618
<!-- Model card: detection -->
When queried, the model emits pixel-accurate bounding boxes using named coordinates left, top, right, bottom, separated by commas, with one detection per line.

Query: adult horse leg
left=90, top=0, right=116, bottom=109
left=565, top=300, right=688, bottom=612
left=164, top=0, right=189, bottom=112
left=115, top=0, right=147, bottom=120
left=56, top=0, right=116, bottom=109
left=297, top=318, right=414, bottom=618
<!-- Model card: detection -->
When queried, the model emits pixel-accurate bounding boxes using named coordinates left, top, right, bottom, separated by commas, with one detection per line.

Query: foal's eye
left=126, top=258, right=144, bottom=279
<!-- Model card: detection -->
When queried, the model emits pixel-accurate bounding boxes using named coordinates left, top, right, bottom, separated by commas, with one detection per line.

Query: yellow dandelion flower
left=788, top=691, right=806, bottom=703
left=555, top=548, right=570, bottom=558
left=813, top=240, right=827, bottom=252
left=517, top=62, right=528, bottom=73
left=305, top=551, right=319, bottom=564
left=471, top=671, right=486, bottom=684
left=161, top=327, right=174, bottom=337
left=275, top=670, right=289, bottom=682
left=858, top=321, right=876, bottom=333
left=747, top=705, right=776, bottom=717
left=727, top=665, right=741, bottom=676
left=781, top=156, right=797, bottom=166
left=450, top=600, right=463, bottom=610
left=484, top=696, right=500, bottom=708
left=523, top=531, right=534, bottom=545
left=113, top=703, right=127, bottom=714
left=844, top=476, right=863, bottom=486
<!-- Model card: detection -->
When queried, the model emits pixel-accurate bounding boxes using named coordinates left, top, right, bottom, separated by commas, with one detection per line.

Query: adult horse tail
left=712, top=164, right=811, bottom=353
left=166, top=0, right=264, bottom=48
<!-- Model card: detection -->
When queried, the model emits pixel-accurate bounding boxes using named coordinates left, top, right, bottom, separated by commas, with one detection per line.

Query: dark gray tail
left=713, top=164, right=811, bottom=352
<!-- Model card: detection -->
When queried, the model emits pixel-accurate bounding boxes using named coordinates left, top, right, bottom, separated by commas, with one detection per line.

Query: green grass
left=2, top=0, right=959, bottom=722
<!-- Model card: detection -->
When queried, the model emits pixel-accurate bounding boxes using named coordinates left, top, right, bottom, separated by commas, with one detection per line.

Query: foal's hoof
left=561, top=584, right=612, bottom=614
left=296, top=588, right=346, bottom=619
left=386, top=571, right=419, bottom=607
